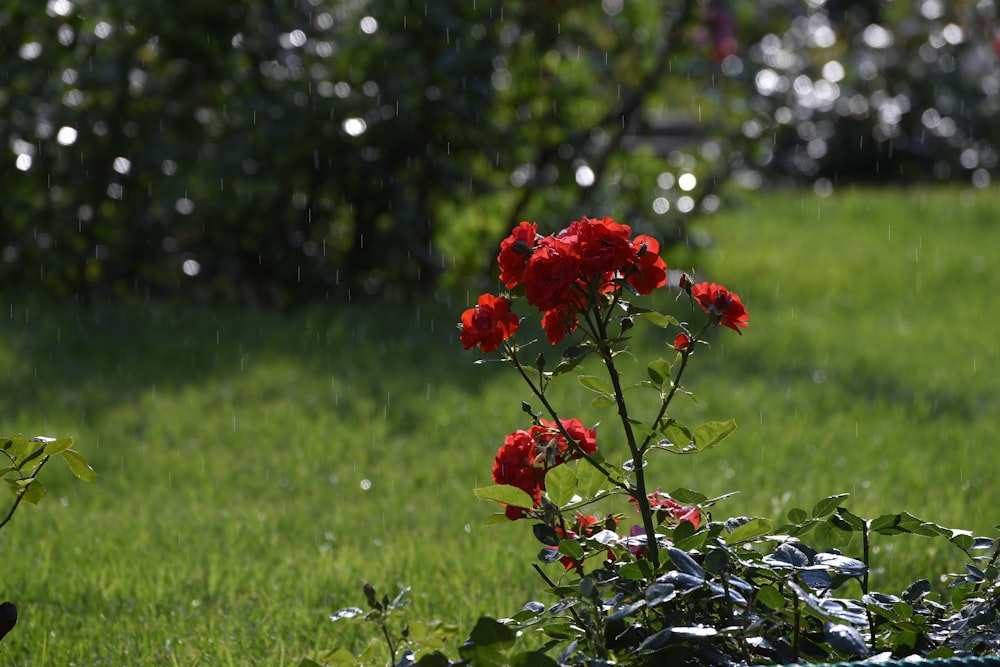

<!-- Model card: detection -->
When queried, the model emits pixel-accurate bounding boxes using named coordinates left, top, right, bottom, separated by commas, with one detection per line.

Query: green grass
left=0, top=187, right=998, bottom=664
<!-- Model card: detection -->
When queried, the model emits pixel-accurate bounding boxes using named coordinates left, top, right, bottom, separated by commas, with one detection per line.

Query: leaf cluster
left=0, top=434, right=96, bottom=530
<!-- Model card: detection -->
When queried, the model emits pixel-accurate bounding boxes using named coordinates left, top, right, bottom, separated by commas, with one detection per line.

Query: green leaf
left=787, top=507, right=809, bottom=524
left=647, top=358, right=672, bottom=386
left=870, top=512, right=949, bottom=537
left=591, top=395, right=617, bottom=409
left=723, top=518, right=773, bottom=545
left=19, top=479, right=46, bottom=505
left=833, top=507, right=867, bottom=531
left=756, top=584, right=787, bottom=610
left=668, top=488, right=709, bottom=505
left=414, top=652, right=453, bottom=667
left=558, top=539, right=584, bottom=560
left=639, top=311, right=678, bottom=328
left=509, top=651, right=559, bottom=667
left=619, top=560, right=653, bottom=580
left=474, top=485, right=534, bottom=509
left=545, top=465, right=577, bottom=506
left=38, top=437, right=74, bottom=457
left=811, top=493, right=850, bottom=518
left=576, top=459, right=610, bottom=498
left=577, top=375, right=612, bottom=395
left=468, top=617, right=516, bottom=647
left=550, top=345, right=593, bottom=377
left=660, top=421, right=694, bottom=452
left=692, top=420, right=737, bottom=451
left=812, top=519, right=853, bottom=550
left=2, top=435, right=31, bottom=459
left=18, top=444, right=48, bottom=471
left=59, top=449, right=97, bottom=482
left=485, top=512, right=511, bottom=525
left=460, top=617, right=516, bottom=666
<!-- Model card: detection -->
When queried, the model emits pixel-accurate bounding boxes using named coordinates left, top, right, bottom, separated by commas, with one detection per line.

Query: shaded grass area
left=0, top=187, right=998, bottom=663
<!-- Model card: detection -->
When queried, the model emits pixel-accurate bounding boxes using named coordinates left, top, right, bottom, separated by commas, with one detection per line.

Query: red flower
left=691, top=282, right=749, bottom=334
left=549, top=512, right=619, bottom=569
left=531, top=418, right=598, bottom=465
left=523, top=239, right=581, bottom=313
left=460, top=293, right=520, bottom=353
left=673, top=332, right=691, bottom=351
left=541, top=306, right=578, bottom=345
left=492, top=430, right=544, bottom=520
left=566, top=216, right=635, bottom=277
left=627, top=235, right=668, bottom=295
left=632, top=488, right=702, bottom=529
left=497, top=221, right=538, bottom=289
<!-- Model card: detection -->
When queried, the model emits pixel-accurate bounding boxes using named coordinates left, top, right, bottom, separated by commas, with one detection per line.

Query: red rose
left=691, top=282, right=749, bottom=334
left=566, top=216, right=635, bottom=277
left=497, top=221, right=538, bottom=289
left=627, top=235, right=668, bottom=295
left=630, top=488, right=702, bottom=530
left=541, top=306, right=578, bottom=345
left=523, top=239, right=581, bottom=312
left=673, top=332, right=691, bottom=351
left=532, top=418, right=598, bottom=464
left=492, top=430, right=544, bottom=520
left=460, top=293, right=520, bottom=353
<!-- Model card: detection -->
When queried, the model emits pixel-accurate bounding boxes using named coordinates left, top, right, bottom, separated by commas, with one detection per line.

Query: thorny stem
left=0, top=456, right=50, bottom=532
left=378, top=616, right=397, bottom=664
left=639, top=319, right=713, bottom=454
left=591, top=311, right=661, bottom=571
left=862, top=520, right=876, bottom=650
left=792, top=590, right=801, bottom=664
left=531, top=562, right=587, bottom=630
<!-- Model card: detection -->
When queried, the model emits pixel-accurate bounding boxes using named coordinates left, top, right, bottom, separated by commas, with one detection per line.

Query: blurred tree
left=2, top=0, right=997, bottom=303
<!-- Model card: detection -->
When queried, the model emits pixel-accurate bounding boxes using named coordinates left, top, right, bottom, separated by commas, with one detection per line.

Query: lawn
left=0, top=187, right=998, bottom=664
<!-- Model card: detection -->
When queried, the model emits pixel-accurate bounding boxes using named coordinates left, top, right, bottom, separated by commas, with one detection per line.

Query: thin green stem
left=508, top=345, right=625, bottom=492
left=0, top=456, right=50, bottom=532
left=639, top=318, right=713, bottom=454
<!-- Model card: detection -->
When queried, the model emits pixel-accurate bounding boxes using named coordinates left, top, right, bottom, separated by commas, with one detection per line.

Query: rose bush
left=312, top=217, right=1000, bottom=667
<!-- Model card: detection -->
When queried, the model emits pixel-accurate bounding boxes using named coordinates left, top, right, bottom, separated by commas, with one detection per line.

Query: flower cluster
left=494, top=217, right=668, bottom=345
left=460, top=217, right=750, bottom=355
left=491, top=418, right=598, bottom=520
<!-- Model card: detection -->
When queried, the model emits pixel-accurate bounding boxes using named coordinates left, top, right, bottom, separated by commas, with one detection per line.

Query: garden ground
left=0, top=187, right=997, bottom=664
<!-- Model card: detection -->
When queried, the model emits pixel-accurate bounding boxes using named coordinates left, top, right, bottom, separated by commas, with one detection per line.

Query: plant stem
left=0, top=456, right=49, bottom=532
left=592, top=314, right=660, bottom=571
left=862, top=519, right=876, bottom=651
left=509, top=346, right=626, bottom=491
left=792, top=591, right=801, bottom=664
left=639, top=319, right=712, bottom=453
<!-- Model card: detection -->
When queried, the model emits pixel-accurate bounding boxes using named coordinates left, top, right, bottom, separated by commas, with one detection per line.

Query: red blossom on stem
left=460, top=293, right=520, bottom=353
left=629, top=489, right=702, bottom=529
left=627, top=234, right=668, bottom=295
left=497, top=221, right=538, bottom=289
left=548, top=512, right=619, bottom=569
left=490, top=419, right=599, bottom=520
left=691, top=282, right=749, bottom=334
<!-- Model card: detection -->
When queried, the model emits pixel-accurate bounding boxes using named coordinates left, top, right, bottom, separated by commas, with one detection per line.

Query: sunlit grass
left=0, top=187, right=998, bottom=663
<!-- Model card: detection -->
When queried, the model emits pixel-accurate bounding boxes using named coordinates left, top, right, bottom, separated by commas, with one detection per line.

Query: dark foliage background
left=3, top=0, right=997, bottom=303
